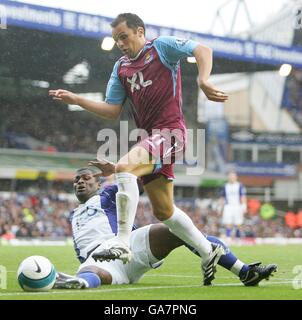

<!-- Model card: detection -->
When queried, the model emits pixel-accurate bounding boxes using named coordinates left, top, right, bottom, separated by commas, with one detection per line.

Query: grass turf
left=0, top=244, right=301, bottom=300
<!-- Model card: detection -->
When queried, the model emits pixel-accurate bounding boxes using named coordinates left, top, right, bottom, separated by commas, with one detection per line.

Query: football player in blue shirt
left=54, top=164, right=277, bottom=289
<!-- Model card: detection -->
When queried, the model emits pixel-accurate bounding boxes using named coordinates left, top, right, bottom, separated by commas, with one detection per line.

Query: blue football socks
left=77, top=272, right=101, bottom=288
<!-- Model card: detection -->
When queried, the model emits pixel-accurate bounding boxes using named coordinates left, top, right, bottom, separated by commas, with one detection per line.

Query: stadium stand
left=0, top=1, right=301, bottom=242
left=1, top=189, right=301, bottom=240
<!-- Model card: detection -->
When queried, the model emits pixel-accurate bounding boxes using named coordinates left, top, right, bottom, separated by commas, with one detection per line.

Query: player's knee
left=77, top=266, right=98, bottom=275
left=153, top=206, right=174, bottom=221
left=77, top=266, right=112, bottom=285
left=150, top=223, right=170, bottom=234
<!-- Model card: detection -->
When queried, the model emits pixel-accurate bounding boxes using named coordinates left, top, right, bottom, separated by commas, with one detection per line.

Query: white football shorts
left=222, top=204, right=244, bottom=226
left=77, top=225, right=164, bottom=284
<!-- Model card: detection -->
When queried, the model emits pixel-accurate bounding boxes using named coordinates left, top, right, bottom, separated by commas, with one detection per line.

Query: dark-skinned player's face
left=73, top=170, right=100, bottom=203
left=112, top=21, right=145, bottom=58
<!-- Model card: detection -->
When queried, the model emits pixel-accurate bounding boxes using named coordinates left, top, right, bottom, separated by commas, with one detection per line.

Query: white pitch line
left=0, top=284, right=202, bottom=297
left=261, top=281, right=293, bottom=285
left=0, top=280, right=295, bottom=298
left=145, top=274, right=294, bottom=281
left=6, top=272, right=295, bottom=282
left=145, top=274, right=200, bottom=278
left=212, top=281, right=293, bottom=287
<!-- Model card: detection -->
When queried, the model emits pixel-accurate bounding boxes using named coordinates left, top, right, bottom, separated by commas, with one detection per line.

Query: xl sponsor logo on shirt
left=127, top=72, right=152, bottom=93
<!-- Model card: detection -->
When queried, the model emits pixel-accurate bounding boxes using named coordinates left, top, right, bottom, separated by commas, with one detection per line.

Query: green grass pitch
left=0, top=244, right=301, bottom=300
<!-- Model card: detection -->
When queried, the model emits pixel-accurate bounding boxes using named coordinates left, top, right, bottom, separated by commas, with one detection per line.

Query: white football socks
left=115, top=172, right=139, bottom=246
left=163, top=206, right=212, bottom=259
left=230, top=259, right=245, bottom=276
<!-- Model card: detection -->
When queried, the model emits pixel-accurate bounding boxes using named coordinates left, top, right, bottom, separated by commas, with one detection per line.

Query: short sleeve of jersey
left=100, top=185, right=118, bottom=210
left=239, top=184, right=247, bottom=196
left=220, top=186, right=226, bottom=198
left=153, top=36, right=199, bottom=67
left=105, top=61, right=126, bottom=105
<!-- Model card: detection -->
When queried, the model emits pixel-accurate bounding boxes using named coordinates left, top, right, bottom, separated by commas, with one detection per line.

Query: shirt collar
left=129, top=42, right=147, bottom=61
left=77, top=194, right=100, bottom=209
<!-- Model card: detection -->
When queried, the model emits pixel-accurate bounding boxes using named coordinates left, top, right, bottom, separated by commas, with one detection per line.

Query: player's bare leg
left=144, top=176, right=225, bottom=285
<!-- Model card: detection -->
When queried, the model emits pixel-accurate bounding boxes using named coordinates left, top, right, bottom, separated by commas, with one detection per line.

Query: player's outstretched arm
left=49, top=89, right=122, bottom=120
left=193, top=45, right=229, bottom=103
left=88, top=158, right=116, bottom=177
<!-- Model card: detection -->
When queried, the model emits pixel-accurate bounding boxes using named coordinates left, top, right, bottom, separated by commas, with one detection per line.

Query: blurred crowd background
left=0, top=1, right=302, bottom=242
left=1, top=186, right=301, bottom=241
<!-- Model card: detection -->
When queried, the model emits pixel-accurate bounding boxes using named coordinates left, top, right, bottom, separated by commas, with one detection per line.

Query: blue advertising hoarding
left=230, top=130, right=302, bottom=146
left=1, top=0, right=302, bottom=67
left=227, top=162, right=297, bottom=177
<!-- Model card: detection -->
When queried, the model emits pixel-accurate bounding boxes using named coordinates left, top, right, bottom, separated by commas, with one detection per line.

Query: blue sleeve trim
left=100, top=185, right=118, bottom=210
left=154, top=36, right=199, bottom=67
left=239, top=184, right=246, bottom=196
left=69, top=210, right=74, bottom=223
left=105, top=61, right=126, bottom=105
left=153, top=36, right=199, bottom=96
left=220, top=186, right=226, bottom=198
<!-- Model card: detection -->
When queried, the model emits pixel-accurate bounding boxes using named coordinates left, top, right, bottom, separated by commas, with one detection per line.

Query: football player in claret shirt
left=49, top=13, right=228, bottom=285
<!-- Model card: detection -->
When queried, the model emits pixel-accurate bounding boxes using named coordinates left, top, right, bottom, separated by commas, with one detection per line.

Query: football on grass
left=17, top=255, right=56, bottom=292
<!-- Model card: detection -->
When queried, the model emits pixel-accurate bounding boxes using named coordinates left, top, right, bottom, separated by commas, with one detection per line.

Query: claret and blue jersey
left=105, top=36, right=199, bottom=133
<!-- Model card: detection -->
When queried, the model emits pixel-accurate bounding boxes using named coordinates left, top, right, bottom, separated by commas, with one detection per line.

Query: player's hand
left=200, top=81, right=228, bottom=102
left=88, top=158, right=116, bottom=177
left=49, top=89, right=79, bottom=105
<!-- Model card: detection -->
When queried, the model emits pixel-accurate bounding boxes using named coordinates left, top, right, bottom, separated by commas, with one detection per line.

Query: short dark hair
left=76, top=167, right=98, bottom=174
left=75, top=167, right=100, bottom=181
left=111, top=13, right=145, bottom=34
